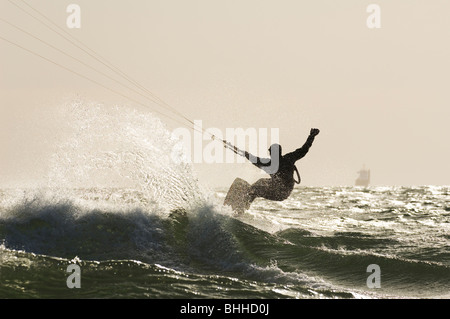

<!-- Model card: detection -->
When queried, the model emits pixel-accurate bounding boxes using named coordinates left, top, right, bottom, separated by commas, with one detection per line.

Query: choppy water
left=0, top=100, right=448, bottom=299
left=0, top=185, right=449, bottom=299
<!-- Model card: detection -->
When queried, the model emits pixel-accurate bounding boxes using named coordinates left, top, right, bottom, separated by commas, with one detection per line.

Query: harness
left=293, top=165, right=301, bottom=184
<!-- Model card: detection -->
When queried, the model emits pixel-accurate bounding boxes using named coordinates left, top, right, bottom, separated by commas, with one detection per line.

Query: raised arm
left=285, top=128, right=320, bottom=162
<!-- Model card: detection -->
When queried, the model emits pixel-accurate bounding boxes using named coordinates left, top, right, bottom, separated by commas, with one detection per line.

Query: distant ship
left=355, top=166, right=370, bottom=187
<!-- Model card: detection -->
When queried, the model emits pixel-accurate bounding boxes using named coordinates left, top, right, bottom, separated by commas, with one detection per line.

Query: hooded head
left=268, top=143, right=282, bottom=158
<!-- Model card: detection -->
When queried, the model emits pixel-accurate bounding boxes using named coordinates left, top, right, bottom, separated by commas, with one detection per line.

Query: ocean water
left=0, top=101, right=449, bottom=299
left=0, top=186, right=448, bottom=299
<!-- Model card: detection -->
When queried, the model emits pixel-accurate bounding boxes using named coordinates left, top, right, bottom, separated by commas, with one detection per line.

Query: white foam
left=44, top=98, right=206, bottom=212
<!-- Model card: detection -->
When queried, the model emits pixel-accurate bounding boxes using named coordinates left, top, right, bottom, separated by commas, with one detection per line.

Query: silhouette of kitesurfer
left=224, top=128, right=320, bottom=212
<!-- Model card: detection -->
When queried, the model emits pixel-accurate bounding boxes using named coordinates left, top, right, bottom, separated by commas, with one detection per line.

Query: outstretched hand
left=310, top=128, right=320, bottom=137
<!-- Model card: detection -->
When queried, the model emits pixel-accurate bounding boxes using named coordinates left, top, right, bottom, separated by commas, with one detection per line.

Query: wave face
left=1, top=100, right=449, bottom=299
left=0, top=190, right=346, bottom=299
left=1, top=186, right=449, bottom=299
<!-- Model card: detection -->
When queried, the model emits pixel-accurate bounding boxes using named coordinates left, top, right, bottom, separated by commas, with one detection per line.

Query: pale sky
left=1, top=0, right=449, bottom=188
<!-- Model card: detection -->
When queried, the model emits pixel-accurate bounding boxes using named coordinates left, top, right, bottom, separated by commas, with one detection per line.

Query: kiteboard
left=224, top=178, right=252, bottom=214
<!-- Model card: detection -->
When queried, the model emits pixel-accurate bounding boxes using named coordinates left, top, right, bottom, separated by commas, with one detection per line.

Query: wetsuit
left=244, top=133, right=317, bottom=203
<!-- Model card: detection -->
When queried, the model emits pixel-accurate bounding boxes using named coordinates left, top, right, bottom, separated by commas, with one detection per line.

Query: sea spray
left=45, top=98, right=205, bottom=212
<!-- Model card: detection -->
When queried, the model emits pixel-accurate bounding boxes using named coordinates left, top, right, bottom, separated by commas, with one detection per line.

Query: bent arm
left=286, top=128, right=320, bottom=162
left=244, top=151, right=271, bottom=168
left=223, top=140, right=271, bottom=169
